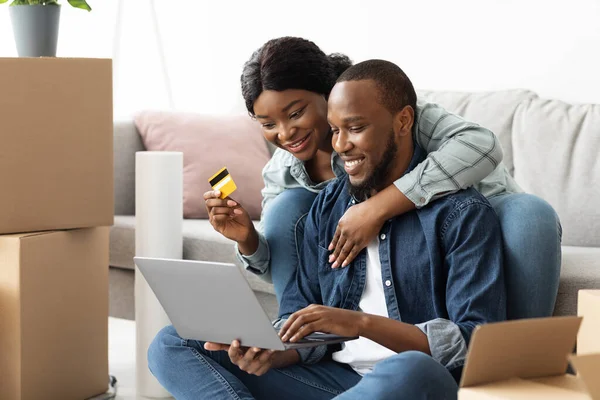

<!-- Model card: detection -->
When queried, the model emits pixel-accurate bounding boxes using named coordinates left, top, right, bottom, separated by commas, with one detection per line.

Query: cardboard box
left=0, top=227, right=109, bottom=400
left=459, top=317, right=600, bottom=399
left=578, top=290, right=600, bottom=355
left=0, top=58, right=113, bottom=235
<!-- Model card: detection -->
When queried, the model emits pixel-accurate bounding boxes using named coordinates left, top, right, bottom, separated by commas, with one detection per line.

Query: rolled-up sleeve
left=235, top=233, right=271, bottom=279
left=395, top=102, right=503, bottom=208
left=415, top=318, right=467, bottom=368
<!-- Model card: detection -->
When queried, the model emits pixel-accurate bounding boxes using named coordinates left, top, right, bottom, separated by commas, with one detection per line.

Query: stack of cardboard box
left=459, top=290, right=600, bottom=399
left=0, top=58, right=113, bottom=400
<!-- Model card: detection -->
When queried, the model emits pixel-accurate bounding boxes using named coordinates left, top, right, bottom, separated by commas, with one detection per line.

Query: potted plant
left=0, top=0, right=91, bottom=57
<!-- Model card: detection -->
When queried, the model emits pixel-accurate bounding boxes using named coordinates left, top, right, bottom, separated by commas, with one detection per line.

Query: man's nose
left=333, top=131, right=352, bottom=153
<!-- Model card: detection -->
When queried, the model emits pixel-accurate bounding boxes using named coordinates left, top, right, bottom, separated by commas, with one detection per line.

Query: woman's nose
left=278, top=124, right=297, bottom=142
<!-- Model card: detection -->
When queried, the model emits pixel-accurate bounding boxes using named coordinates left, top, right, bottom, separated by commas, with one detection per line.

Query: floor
left=108, top=317, right=174, bottom=400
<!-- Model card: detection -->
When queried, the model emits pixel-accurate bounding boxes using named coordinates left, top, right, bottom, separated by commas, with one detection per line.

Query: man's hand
left=204, top=340, right=276, bottom=376
left=328, top=202, right=385, bottom=268
left=204, top=190, right=257, bottom=250
left=279, top=305, right=364, bottom=342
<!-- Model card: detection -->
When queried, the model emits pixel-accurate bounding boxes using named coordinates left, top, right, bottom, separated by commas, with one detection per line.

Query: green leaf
left=10, top=0, right=30, bottom=5
left=0, top=0, right=9, bottom=4
left=67, top=0, right=90, bottom=11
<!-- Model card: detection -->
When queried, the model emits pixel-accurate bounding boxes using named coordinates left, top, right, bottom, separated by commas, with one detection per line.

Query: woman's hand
left=204, top=190, right=254, bottom=245
left=279, top=305, right=364, bottom=342
left=328, top=201, right=385, bottom=268
left=204, top=340, right=276, bottom=376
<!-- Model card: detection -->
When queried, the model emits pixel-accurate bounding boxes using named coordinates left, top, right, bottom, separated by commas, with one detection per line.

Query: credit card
left=209, top=167, right=237, bottom=199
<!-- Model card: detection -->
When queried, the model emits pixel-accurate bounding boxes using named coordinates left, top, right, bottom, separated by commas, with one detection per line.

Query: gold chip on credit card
left=209, top=167, right=237, bottom=199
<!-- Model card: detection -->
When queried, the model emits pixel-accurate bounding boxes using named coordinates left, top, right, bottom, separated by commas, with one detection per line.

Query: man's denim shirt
left=239, top=100, right=522, bottom=280
left=276, top=146, right=507, bottom=379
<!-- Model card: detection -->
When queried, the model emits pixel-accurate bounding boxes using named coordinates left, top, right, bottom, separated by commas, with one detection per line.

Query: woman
left=205, top=36, right=561, bottom=320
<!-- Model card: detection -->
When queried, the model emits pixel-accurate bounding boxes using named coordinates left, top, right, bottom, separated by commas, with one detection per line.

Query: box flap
left=0, top=231, right=57, bottom=240
left=460, top=377, right=590, bottom=399
left=533, top=373, right=589, bottom=394
left=460, top=316, right=582, bottom=388
left=570, top=354, right=600, bottom=400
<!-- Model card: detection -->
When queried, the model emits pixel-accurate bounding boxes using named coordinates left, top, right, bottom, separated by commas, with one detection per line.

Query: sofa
left=108, top=89, right=600, bottom=321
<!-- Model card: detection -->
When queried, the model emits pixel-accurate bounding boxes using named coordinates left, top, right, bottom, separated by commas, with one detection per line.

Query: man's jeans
left=148, top=325, right=458, bottom=400
left=264, top=189, right=562, bottom=319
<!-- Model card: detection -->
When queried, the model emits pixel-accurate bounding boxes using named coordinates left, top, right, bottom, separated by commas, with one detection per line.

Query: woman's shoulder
left=263, top=148, right=295, bottom=173
left=261, top=148, right=300, bottom=188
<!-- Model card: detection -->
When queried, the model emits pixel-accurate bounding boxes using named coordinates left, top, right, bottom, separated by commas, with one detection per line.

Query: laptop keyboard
left=275, top=328, right=328, bottom=343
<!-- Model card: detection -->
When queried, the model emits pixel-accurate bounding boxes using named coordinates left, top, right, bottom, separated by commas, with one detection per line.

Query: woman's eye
left=262, top=123, right=276, bottom=130
left=290, top=107, right=305, bottom=119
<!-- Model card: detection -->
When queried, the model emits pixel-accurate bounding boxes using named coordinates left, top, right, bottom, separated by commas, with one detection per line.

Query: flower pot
left=9, top=4, right=61, bottom=57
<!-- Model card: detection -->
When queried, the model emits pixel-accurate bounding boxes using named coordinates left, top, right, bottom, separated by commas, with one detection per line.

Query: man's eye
left=330, top=128, right=339, bottom=135
left=350, top=126, right=365, bottom=133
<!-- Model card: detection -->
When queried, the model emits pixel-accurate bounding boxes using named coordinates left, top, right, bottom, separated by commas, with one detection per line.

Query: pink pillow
left=134, top=111, right=270, bottom=220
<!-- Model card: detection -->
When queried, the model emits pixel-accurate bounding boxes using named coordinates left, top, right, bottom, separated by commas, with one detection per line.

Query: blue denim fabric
left=277, top=147, right=507, bottom=376
left=148, top=325, right=458, bottom=400
left=487, top=193, right=562, bottom=319
left=266, top=191, right=561, bottom=322
left=262, top=188, right=317, bottom=303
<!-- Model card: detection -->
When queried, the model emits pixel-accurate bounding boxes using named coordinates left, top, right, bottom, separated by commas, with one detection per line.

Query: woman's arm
left=329, top=102, right=503, bottom=267
left=234, top=155, right=286, bottom=280
left=394, top=101, right=502, bottom=206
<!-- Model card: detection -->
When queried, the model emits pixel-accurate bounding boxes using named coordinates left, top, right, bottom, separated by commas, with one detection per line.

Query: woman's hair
left=241, top=37, right=352, bottom=115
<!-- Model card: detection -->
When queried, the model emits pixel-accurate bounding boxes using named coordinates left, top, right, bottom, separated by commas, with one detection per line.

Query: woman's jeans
left=148, top=325, right=458, bottom=400
left=263, top=188, right=562, bottom=319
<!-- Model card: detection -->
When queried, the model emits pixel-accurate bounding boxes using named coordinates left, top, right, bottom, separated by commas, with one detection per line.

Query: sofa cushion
left=554, top=246, right=600, bottom=316
left=109, top=215, right=275, bottom=295
left=134, top=112, right=270, bottom=220
left=417, top=89, right=538, bottom=175
left=512, top=98, right=600, bottom=247
left=113, top=120, right=146, bottom=216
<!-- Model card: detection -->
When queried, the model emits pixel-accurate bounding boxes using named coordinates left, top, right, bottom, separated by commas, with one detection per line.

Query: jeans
left=148, top=325, right=458, bottom=400
left=263, top=188, right=318, bottom=303
left=264, top=189, right=562, bottom=319
left=487, top=193, right=562, bottom=319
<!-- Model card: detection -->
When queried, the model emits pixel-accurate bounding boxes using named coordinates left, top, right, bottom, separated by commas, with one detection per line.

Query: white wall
left=1, top=0, right=599, bottom=117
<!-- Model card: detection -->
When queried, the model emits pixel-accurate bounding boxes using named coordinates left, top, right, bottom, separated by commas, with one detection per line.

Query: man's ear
left=393, top=105, right=415, bottom=137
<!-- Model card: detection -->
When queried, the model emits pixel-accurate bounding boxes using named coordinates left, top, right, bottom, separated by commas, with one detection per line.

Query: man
left=148, top=60, right=507, bottom=400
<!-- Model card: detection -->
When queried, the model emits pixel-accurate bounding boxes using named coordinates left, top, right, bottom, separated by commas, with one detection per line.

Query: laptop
left=134, top=257, right=358, bottom=350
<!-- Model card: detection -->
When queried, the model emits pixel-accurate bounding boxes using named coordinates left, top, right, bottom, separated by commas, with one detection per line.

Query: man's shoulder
left=420, top=188, right=495, bottom=221
left=312, top=177, right=350, bottom=213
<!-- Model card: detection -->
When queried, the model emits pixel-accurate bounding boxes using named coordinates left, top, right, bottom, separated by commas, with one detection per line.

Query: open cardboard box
left=459, top=316, right=600, bottom=399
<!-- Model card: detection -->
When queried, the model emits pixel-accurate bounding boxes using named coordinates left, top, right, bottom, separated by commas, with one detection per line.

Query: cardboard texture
left=0, top=57, right=114, bottom=235
left=0, top=227, right=109, bottom=400
left=578, top=290, right=600, bottom=355
left=459, top=316, right=600, bottom=399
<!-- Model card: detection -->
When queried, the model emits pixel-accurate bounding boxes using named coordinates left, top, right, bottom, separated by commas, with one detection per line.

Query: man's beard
left=348, top=130, right=398, bottom=201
